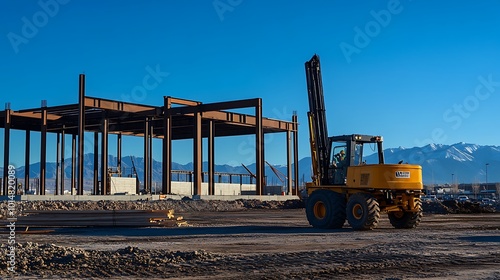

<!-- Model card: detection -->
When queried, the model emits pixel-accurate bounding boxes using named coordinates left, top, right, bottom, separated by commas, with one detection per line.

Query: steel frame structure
left=0, top=74, right=299, bottom=196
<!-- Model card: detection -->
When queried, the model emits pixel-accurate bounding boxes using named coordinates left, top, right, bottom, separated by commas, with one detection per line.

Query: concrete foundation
left=19, top=194, right=299, bottom=201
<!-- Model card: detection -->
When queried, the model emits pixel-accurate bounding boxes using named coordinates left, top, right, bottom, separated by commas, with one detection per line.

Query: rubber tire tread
left=388, top=198, right=423, bottom=229
left=306, top=190, right=346, bottom=229
left=346, top=193, right=380, bottom=231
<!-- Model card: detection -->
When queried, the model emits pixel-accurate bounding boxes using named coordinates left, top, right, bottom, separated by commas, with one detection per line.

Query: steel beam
left=167, top=96, right=201, bottom=107
left=2, top=109, right=11, bottom=195
left=24, top=130, right=30, bottom=194
left=293, top=114, right=299, bottom=195
left=208, top=121, right=215, bottom=195
left=169, top=98, right=259, bottom=116
left=117, top=133, right=122, bottom=174
left=193, top=111, right=202, bottom=196
left=287, top=130, right=292, bottom=195
left=149, top=120, right=153, bottom=191
left=101, top=117, right=108, bottom=195
left=60, top=128, right=65, bottom=195
left=84, top=96, right=157, bottom=113
left=255, top=99, right=263, bottom=195
left=71, top=134, right=76, bottom=195
left=162, top=97, right=172, bottom=194
left=77, top=74, right=85, bottom=195
left=93, top=132, right=99, bottom=195
left=143, top=117, right=150, bottom=193
left=55, top=133, right=60, bottom=195
left=40, top=104, right=47, bottom=195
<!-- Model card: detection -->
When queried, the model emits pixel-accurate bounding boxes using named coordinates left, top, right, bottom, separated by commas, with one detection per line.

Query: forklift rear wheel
left=346, top=193, right=380, bottom=230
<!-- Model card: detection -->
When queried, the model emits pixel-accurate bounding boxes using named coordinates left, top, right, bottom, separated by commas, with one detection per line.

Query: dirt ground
left=2, top=207, right=500, bottom=280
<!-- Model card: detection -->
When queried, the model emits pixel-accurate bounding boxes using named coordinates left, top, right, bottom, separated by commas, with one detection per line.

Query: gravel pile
left=0, top=242, right=217, bottom=278
left=423, top=200, right=498, bottom=214
left=1, top=199, right=303, bottom=215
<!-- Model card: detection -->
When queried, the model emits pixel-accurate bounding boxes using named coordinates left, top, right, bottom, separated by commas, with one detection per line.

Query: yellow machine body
left=346, top=164, right=422, bottom=191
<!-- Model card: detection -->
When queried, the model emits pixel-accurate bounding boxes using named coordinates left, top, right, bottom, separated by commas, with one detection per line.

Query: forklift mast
left=305, top=54, right=331, bottom=185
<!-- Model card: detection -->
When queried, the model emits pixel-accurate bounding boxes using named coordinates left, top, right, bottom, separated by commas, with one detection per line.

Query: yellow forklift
left=304, top=54, right=423, bottom=230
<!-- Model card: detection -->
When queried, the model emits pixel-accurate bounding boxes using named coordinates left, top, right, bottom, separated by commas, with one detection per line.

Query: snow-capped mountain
left=365, top=142, right=500, bottom=184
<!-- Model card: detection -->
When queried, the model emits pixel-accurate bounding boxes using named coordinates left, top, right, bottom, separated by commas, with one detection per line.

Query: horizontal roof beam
left=84, top=96, right=158, bottom=113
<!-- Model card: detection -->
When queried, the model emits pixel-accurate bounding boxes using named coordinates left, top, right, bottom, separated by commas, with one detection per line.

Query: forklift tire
left=346, top=193, right=380, bottom=230
left=388, top=198, right=423, bottom=229
left=306, top=190, right=346, bottom=229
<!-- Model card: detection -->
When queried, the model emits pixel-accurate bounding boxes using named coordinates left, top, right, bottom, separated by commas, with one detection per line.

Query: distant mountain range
left=1, top=143, right=499, bottom=186
left=365, top=142, right=500, bottom=185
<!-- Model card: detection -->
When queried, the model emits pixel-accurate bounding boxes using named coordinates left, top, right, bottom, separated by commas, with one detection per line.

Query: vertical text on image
left=6, top=165, right=17, bottom=273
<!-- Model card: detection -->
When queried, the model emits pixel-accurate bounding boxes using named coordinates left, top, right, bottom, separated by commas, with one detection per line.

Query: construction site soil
left=1, top=199, right=500, bottom=279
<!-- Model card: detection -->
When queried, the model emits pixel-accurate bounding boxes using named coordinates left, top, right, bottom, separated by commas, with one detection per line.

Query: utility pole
left=486, top=163, right=489, bottom=186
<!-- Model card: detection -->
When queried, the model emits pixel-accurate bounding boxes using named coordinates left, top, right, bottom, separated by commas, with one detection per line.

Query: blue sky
left=1, top=0, right=500, bottom=167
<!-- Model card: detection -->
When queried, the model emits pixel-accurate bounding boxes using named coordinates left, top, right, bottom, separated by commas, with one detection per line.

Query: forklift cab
left=328, top=134, right=385, bottom=185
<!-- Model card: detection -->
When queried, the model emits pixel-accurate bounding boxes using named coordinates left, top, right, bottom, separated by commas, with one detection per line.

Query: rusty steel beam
left=143, top=117, right=150, bottom=193
left=84, top=96, right=157, bottom=113
left=24, top=130, right=30, bottom=194
left=117, top=133, right=122, bottom=174
left=77, top=74, right=85, bottom=195
left=293, top=114, right=299, bottom=195
left=71, top=134, right=76, bottom=195
left=55, top=133, right=60, bottom=195
left=162, top=97, right=172, bottom=194
left=255, top=99, right=263, bottom=196
left=201, top=111, right=296, bottom=132
left=208, top=121, right=215, bottom=195
left=11, top=111, right=62, bottom=121
left=60, top=128, right=65, bottom=195
left=167, top=96, right=201, bottom=107
left=40, top=104, right=47, bottom=195
left=101, top=117, right=109, bottom=195
left=168, top=98, right=259, bottom=116
left=93, top=132, right=99, bottom=195
left=149, top=121, right=153, bottom=192
left=287, top=130, right=292, bottom=195
left=193, top=111, right=202, bottom=196
left=2, top=108, right=11, bottom=195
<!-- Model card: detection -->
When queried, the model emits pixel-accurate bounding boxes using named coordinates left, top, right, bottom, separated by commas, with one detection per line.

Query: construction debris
left=1, top=209, right=188, bottom=228
left=149, top=209, right=189, bottom=227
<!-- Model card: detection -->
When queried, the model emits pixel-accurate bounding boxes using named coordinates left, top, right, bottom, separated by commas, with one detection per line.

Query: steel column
left=117, top=133, right=122, bottom=174
left=93, top=132, right=99, bottom=194
left=162, top=97, right=172, bottom=194
left=60, top=128, right=65, bottom=195
left=143, top=117, right=150, bottom=193
left=24, top=130, right=30, bottom=194
left=2, top=108, right=11, bottom=195
left=40, top=103, right=47, bottom=195
left=55, top=133, right=60, bottom=195
left=287, top=130, right=292, bottom=195
left=255, top=99, right=263, bottom=195
left=208, top=121, right=215, bottom=195
left=293, top=114, right=299, bottom=195
left=149, top=120, right=153, bottom=191
left=71, top=134, right=76, bottom=195
left=101, top=117, right=108, bottom=195
left=193, top=111, right=202, bottom=196
left=77, top=74, right=85, bottom=195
